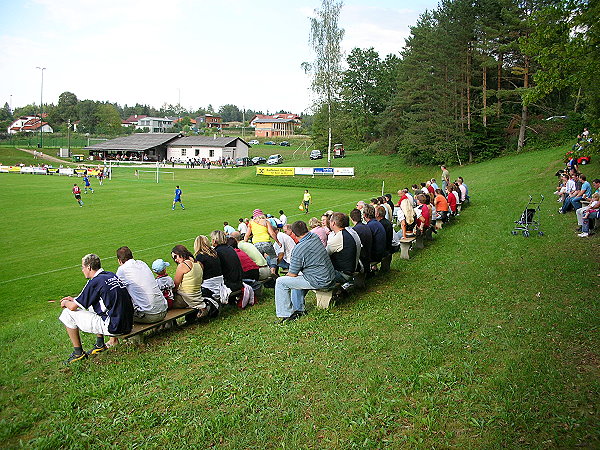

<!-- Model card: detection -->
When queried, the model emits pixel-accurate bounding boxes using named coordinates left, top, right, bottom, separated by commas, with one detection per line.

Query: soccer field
left=0, top=170, right=364, bottom=316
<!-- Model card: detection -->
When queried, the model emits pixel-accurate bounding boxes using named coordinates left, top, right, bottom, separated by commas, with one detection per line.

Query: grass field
left=0, top=145, right=598, bottom=447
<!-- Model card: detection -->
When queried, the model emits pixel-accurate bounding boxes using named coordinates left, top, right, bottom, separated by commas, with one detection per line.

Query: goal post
left=134, top=169, right=175, bottom=183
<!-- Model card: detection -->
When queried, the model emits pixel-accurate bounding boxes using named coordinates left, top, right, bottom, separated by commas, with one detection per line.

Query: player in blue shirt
left=82, top=175, right=94, bottom=194
left=172, top=185, right=185, bottom=210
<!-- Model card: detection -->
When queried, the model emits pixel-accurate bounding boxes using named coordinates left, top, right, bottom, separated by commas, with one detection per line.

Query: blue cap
left=151, top=259, right=170, bottom=273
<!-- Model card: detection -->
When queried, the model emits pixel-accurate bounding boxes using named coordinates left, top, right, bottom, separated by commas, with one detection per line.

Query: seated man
left=59, top=253, right=134, bottom=363
left=560, top=173, right=589, bottom=213
left=349, top=208, right=372, bottom=276
left=363, top=204, right=386, bottom=268
left=375, top=206, right=395, bottom=254
left=268, top=227, right=296, bottom=275
left=116, top=246, right=168, bottom=324
left=275, top=221, right=336, bottom=322
left=232, top=231, right=271, bottom=281
left=326, top=212, right=360, bottom=283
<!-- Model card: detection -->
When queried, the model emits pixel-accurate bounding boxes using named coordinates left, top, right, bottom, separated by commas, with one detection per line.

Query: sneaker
left=65, top=351, right=87, bottom=364
left=341, top=282, right=353, bottom=291
left=558, top=208, right=564, bottom=214
left=578, top=232, right=589, bottom=237
left=196, top=307, right=209, bottom=319
left=86, top=344, right=108, bottom=356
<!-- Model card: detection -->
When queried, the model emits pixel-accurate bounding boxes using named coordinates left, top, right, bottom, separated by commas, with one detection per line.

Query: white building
left=8, top=116, right=54, bottom=134
left=136, top=117, right=174, bottom=133
left=167, top=136, right=249, bottom=162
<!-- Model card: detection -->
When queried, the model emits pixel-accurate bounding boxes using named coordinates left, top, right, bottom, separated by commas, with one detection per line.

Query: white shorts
left=59, top=308, right=113, bottom=336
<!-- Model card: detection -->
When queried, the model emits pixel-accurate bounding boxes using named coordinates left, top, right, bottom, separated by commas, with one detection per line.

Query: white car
left=248, top=139, right=259, bottom=145
left=267, top=154, right=283, bottom=165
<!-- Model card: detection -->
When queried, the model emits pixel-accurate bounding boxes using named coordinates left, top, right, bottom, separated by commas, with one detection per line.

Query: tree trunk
left=466, top=42, right=471, bottom=131
left=517, top=55, right=530, bottom=152
left=574, top=86, right=582, bottom=112
left=497, top=53, right=503, bottom=118
left=482, top=64, right=487, bottom=128
left=327, top=100, right=332, bottom=167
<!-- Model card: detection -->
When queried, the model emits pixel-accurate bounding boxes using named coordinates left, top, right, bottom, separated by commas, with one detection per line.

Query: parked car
left=248, top=139, right=259, bottom=145
left=235, top=157, right=253, bottom=167
left=264, top=141, right=276, bottom=145
left=310, top=150, right=323, bottom=160
left=252, top=156, right=267, bottom=165
left=280, top=141, right=290, bottom=147
left=333, top=143, right=345, bottom=158
left=267, top=154, right=283, bottom=165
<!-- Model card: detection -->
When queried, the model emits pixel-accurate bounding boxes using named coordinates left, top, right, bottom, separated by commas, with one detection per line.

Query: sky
left=0, top=0, right=439, bottom=116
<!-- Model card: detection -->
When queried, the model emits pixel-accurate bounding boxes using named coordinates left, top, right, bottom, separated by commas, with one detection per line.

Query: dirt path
left=16, top=148, right=73, bottom=165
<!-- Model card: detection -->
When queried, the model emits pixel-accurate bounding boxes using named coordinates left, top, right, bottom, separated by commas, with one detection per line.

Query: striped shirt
left=289, top=232, right=336, bottom=289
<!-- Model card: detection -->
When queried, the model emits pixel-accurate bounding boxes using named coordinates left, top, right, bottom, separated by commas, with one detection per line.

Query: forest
left=310, top=0, right=598, bottom=163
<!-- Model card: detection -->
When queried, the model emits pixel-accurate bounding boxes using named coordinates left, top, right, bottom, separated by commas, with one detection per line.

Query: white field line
left=0, top=199, right=359, bottom=285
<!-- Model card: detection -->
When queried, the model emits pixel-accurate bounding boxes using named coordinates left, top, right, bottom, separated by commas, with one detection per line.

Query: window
left=181, top=149, right=186, bottom=156
left=195, top=149, right=200, bottom=156
left=209, top=150, right=214, bottom=157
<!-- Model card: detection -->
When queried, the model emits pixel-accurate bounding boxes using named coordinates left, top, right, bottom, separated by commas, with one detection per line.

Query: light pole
left=36, top=67, right=46, bottom=148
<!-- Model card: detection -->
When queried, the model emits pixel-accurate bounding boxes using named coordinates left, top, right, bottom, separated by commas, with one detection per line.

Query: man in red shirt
left=72, top=184, right=84, bottom=207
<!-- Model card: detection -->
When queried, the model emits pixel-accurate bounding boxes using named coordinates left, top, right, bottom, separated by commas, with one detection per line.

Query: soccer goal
left=134, top=168, right=175, bottom=183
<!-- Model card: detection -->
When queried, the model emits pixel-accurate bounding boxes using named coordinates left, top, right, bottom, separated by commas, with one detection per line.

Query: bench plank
left=122, top=308, right=195, bottom=341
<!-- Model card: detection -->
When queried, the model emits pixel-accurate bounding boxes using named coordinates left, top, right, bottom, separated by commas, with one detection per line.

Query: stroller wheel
left=538, top=231, right=544, bottom=236
left=511, top=230, right=518, bottom=235
left=522, top=230, right=530, bottom=237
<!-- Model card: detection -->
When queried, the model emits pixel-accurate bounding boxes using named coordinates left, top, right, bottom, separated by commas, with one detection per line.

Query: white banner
left=0, top=166, right=9, bottom=173
left=59, top=168, right=74, bottom=176
left=33, top=167, right=47, bottom=174
left=294, top=167, right=314, bottom=175
left=20, top=167, right=34, bottom=174
left=333, top=167, right=354, bottom=176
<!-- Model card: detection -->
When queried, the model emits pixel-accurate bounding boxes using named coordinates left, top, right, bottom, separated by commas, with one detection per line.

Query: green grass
left=0, top=145, right=598, bottom=447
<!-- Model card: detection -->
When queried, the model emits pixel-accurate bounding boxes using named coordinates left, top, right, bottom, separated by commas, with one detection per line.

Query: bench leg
left=315, top=290, right=333, bottom=309
left=415, top=234, right=424, bottom=249
left=399, top=242, right=411, bottom=260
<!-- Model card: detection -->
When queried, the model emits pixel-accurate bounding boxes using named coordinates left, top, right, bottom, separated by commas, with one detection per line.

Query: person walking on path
left=302, top=189, right=312, bottom=214
left=172, top=185, right=185, bottom=210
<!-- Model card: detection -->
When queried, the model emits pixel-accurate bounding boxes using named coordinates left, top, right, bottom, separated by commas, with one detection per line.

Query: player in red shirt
left=72, top=184, right=84, bottom=207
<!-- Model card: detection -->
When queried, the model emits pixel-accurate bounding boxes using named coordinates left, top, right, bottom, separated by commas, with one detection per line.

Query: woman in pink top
left=308, top=217, right=330, bottom=246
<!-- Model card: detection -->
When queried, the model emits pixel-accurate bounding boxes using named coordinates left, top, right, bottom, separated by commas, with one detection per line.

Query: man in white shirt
left=279, top=210, right=288, bottom=226
left=116, top=246, right=167, bottom=324
left=269, top=227, right=296, bottom=274
left=237, top=218, right=249, bottom=238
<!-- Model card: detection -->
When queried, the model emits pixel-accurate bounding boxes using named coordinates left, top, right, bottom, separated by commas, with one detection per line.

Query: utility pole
left=36, top=67, right=46, bottom=148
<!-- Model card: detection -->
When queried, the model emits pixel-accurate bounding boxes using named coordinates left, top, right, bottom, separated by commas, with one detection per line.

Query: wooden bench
left=398, top=236, right=416, bottom=260
left=122, top=308, right=195, bottom=344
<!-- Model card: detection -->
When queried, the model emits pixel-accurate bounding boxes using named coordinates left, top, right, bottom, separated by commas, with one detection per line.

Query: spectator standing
left=275, top=221, right=336, bottom=322
left=441, top=165, right=450, bottom=192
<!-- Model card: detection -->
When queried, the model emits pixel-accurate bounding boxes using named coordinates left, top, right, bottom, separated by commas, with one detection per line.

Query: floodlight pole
left=36, top=67, right=46, bottom=148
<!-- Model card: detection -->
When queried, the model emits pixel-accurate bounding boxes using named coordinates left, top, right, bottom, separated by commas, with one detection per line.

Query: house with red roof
left=7, top=116, right=53, bottom=134
left=250, top=113, right=301, bottom=137
left=121, top=114, right=147, bottom=127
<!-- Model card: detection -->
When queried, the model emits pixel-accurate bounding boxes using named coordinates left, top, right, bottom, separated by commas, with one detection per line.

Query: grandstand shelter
left=85, top=133, right=182, bottom=161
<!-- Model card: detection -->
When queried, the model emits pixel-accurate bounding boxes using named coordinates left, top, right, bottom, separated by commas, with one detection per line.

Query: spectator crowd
left=58, top=167, right=470, bottom=364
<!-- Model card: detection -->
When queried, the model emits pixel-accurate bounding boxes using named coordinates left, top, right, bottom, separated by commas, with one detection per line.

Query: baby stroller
left=512, top=195, right=544, bottom=237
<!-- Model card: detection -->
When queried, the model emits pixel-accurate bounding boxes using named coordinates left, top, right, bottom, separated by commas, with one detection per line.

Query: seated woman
left=415, top=194, right=431, bottom=231
left=579, top=193, right=600, bottom=237
left=399, top=198, right=418, bottom=238
left=446, top=185, right=458, bottom=215
left=211, top=230, right=243, bottom=292
left=308, top=217, right=330, bottom=246
left=194, top=235, right=230, bottom=304
left=171, top=244, right=210, bottom=318
left=244, top=209, right=280, bottom=261
left=227, top=237, right=259, bottom=281
left=434, top=189, right=449, bottom=222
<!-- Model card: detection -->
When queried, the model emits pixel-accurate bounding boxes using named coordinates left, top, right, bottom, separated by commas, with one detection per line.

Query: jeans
left=576, top=207, right=587, bottom=225
left=562, top=196, right=584, bottom=213
left=582, top=211, right=599, bottom=233
left=334, top=270, right=353, bottom=284
left=266, top=255, right=289, bottom=270
left=275, top=275, right=314, bottom=317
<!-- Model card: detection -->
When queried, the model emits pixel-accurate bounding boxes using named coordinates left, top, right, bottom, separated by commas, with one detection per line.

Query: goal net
left=134, top=169, right=175, bottom=183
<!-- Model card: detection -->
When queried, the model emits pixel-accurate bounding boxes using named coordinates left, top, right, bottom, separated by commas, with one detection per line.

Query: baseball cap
left=152, top=259, right=170, bottom=273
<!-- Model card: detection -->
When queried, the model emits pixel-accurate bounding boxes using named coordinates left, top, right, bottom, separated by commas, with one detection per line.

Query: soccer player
left=82, top=175, right=94, bottom=194
left=172, top=185, right=185, bottom=210
left=72, top=184, right=84, bottom=207
left=302, top=189, right=312, bottom=214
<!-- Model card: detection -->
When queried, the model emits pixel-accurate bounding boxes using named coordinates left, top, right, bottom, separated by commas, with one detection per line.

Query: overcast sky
left=0, top=0, right=439, bottom=115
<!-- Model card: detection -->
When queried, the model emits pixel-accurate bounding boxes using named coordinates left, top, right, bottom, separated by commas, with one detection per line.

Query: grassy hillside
left=0, top=144, right=598, bottom=447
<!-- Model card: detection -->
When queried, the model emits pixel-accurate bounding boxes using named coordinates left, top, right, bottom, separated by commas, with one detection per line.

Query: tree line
left=308, top=0, right=598, bottom=164
left=1, top=93, right=269, bottom=136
